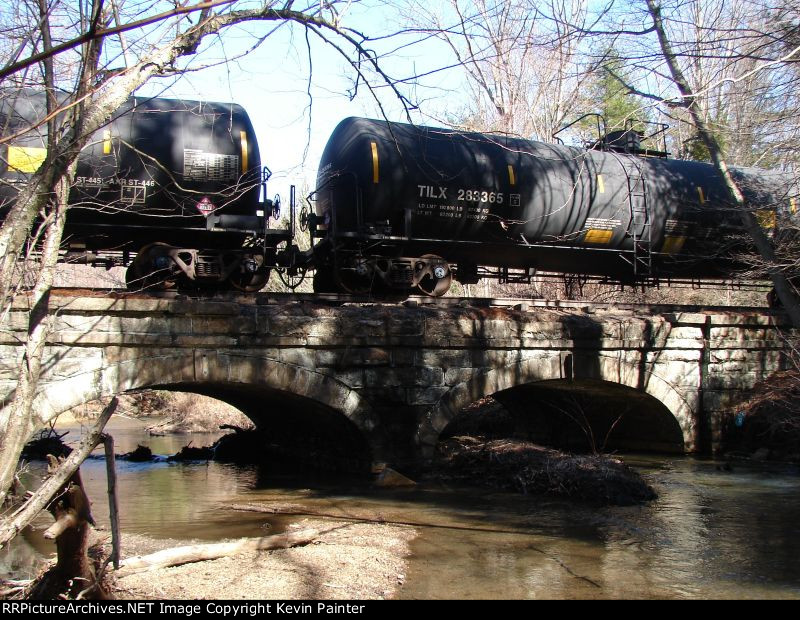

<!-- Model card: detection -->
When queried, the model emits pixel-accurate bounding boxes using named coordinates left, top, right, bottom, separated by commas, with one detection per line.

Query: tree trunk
left=28, top=456, right=108, bottom=599
left=0, top=177, right=71, bottom=507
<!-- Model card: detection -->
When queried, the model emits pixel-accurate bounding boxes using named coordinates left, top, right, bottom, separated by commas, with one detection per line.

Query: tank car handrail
left=552, top=113, right=606, bottom=147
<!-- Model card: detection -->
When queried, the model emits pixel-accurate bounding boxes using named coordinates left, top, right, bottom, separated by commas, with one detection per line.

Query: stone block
left=225, top=354, right=278, bottom=383
left=666, top=312, right=709, bottom=325
left=646, top=349, right=702, bottom=363
left=709, top=349, right=749, bottom=363
left=355, top=387, right=409, bottom=405
left=444, top=367, right=478, bottom=386
left=709, top=313, right=776, bottom=327
left=418, top=349, right=473, bottom=368
left=407, top=387, right=449, bottom=405
left=350, top=348, right=392, bottom=366
left=665, top=326, right=704, bottom=341
left=330, top=369, right=366, bottom=388
left=52, top=331, right=176, bottom=346
left=313, top=350, right=342, bottom=367
left=176, top=336, right=239, bottom=347
left=279, top=348, right=317, bottom=369
left=660, top=338, right=705, bottom=350
left=0, top=347, right=23, bottom=379
left=46, top=358, right=104, bottom=381
left=239, top=335, right=308, bottom=347
left=391, top=349, right=416, bottom=367
left=710, top=326, right=775, bottom=341
left=192, top=316, right=255, bottom=335
left=388, top=317, right=424, bottom=336
left=364, top=366, right=443, bottom=388
left=706, top=372, right=763, bottom=390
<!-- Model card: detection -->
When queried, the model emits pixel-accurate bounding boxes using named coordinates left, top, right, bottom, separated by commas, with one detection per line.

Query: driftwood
left=167, top=443, right=213, bottom=461
left=21, top=428, right=71, bottom=460
left=115, top=528, right=320, bottom=577
left=436, top=436, right=657, bottom=505
left=0, top=397, right=118, bottom=548
left=118, top=445, right=153, bottom=462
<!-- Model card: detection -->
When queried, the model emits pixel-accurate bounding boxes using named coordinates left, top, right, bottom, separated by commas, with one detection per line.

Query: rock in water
left=374, top=466, right=417, bottom=488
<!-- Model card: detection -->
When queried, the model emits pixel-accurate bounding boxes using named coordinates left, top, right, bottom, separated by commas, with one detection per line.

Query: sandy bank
left=109, top=520, right=415, bottom=600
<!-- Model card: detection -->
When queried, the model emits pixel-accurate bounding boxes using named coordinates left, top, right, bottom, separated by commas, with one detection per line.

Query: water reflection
left=3, top=419, right=800, bottom=599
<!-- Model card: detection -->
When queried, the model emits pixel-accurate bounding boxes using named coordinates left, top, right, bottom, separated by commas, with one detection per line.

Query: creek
left=3, top=417, right=800, bottom=599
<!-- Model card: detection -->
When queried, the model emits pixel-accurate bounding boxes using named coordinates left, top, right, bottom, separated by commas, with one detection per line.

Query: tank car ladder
left=625, top=161, right=652, bottom=278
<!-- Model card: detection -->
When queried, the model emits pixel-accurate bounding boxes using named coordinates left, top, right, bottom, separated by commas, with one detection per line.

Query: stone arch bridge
left=0, top=294, right=791, bottom=468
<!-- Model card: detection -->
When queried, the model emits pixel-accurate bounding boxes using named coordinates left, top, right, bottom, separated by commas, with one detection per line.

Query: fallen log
left=115, top=528, right=320, bottom=577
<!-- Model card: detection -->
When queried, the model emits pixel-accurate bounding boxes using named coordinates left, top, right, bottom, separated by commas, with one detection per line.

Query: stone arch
left=32, top=350, right=386, bottom=459
left=416, top=352, right=696, bottom=457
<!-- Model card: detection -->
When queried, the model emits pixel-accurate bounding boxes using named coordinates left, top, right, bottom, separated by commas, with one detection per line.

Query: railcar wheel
left=416, top=254, right=452, bottom=297
left=230, top=254, right=271, bottom=293
left=124, top=263, right=143, bottom=291
left=334, top=255, right=373, bottom=295
left=127, top=243, right=179, bottom=290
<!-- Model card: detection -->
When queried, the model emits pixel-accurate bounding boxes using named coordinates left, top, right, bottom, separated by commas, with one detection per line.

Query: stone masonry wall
left=0, top=294, right=790, bottom=464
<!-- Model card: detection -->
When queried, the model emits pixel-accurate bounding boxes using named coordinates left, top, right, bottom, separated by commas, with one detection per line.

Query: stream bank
left=107, top=521, right=414, bottom=600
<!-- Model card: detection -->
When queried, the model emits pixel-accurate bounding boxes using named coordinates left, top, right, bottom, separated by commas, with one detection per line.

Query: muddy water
left=5, top=418, right=800, bottom=599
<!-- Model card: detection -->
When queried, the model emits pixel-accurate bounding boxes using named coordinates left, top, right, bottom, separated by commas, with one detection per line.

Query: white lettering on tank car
left=183, top=149, right=240, bottom=182
left=665, top=219, right=690, bottom=234
left=120, top=185, right=146, bottom=204
left=585, top=217, right=621, bottom=230
left=417, top=185, right=448, bottom=199
left=456, top=189, right=503, bottom=204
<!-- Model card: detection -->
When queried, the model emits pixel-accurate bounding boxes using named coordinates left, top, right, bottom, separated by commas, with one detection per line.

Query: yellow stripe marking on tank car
left=661, top=236, right=686, bottom=255
left=597, top=174, right=605, bottom=194
left=508, top=165, right=516, bottom=186
left=696, top=186, right=705, bottom=205
left=103, top=130, right=112, bottom=155
left=370, top=141, right=379, bottom=184
left=584, top=229, right=613, bottom=244
left=756, top=209, right=776, bottom=229
left=7, top=146, right=46, bottom=173
left=240, top=131, right=248, bottom=173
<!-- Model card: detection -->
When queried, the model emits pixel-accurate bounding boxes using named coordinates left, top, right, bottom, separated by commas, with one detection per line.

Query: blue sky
left=136, top=2, right=463, bottom=208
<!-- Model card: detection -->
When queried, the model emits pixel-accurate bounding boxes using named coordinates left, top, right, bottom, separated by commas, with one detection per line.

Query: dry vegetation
left=61, top=391, right=252, bottom=434
left=723, top=369, right=800, bottom=461
left=435, top=436, right=657, bottom=505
